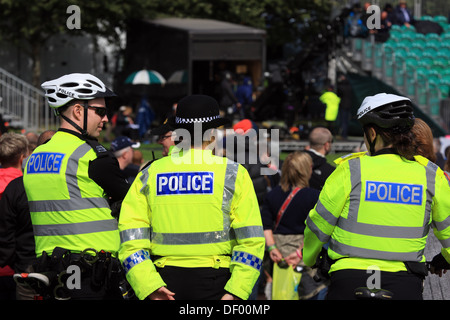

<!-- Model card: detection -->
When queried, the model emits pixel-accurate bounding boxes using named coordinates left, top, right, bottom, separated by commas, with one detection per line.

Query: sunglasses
left=88, top=106, right=108, bottom=118
left=158, top=134, right=172, bottom=141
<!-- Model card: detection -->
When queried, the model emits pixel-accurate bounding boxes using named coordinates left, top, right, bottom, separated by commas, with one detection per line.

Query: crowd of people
left=1, top=71, right=450, bottom=303
left=344, top=0, right=416, bottom=42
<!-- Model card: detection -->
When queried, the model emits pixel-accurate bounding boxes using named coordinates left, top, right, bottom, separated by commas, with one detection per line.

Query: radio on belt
left=157, top=172, right=214, bottom=195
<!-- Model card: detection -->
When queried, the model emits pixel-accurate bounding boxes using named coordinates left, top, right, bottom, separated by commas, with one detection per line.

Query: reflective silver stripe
left=28, top=143, right=109, bottom=212
left=123, top=250, right=151, bottom=273
left=139, top=166, right=151, bottom=196
left=234, top=226, right=264, bottom=240
left=29, top=197, right=109, bottom=212
left=33, top=219, right=118, bottom=236
left=330, top=238, right=423, bottom=262
left=315, top=200, right=338, bottom=226
left=120, top=227, right=151, bottom=243
left=151, top=228, right=235, bottom=245
left=438, top=236, right=450, bottom=248
left=150, top=161, right=242, bottom=245
left=423, top=161, right=437, bottom=228
left=231, top=250, right=262, bottom=271
left=222, top=160, right=239, bottom=215
left=433, top=216, right=450, bottom=232
left=337, top=218, right=428, bottom=238
left=121, top=226, right=262, bottom=245
left=306, top=215, right=330, bottom=243
left=348, top=158, right=362, bottom=221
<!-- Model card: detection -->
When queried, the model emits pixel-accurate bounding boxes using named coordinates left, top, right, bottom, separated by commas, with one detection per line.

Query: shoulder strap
left=84, top=139, right=111, bottom=158
left=275, top=187, right=301, bottom=230
left=334, top=151, right=366, bottom=166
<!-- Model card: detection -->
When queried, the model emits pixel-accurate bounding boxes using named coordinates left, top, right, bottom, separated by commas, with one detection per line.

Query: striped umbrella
left=167, top=70, right=188, bottom=84
left=125, top=69, right=166, bottom=85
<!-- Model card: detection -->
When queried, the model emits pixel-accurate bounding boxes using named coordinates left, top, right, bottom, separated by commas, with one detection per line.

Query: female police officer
left=302, top=93, right=450, bottom=300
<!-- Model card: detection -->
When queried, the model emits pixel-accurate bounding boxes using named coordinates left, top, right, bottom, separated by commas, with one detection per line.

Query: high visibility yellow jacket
left=23, top=131, right=120, bottom=257
left=320, top=91, right=341, bottom=122
left=118, top=147, right=265, bottom=300
left=303, top=152, right=450, bottom=273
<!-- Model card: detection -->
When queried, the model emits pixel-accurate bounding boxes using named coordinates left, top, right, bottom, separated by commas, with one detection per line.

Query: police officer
left=302, top=93, right=450, bottom=300
left=22, top=73, right=130, bottom=300
left=118, top=94, right=265, bottom=300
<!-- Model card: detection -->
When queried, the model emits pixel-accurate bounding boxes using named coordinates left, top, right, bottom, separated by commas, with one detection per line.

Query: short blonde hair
left=0, top=132, right=28, bottom=167
left=280, top=151, right=313, bottom=192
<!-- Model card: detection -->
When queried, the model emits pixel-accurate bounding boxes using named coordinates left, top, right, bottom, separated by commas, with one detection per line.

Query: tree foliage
left=0, top=0, right=334, bottom=86
left=0, top=0, right=156, bottom=86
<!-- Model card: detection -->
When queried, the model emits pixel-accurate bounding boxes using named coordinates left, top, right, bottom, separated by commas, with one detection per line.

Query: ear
left=71, top=103, right=84, bottom=121
left=367, top=126, right=377, bottom=140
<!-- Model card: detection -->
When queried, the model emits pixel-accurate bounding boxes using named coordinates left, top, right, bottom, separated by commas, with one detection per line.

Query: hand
left=431, top=267, right=448, bottom=278
left=429, top=253, right=450, bottom=277
left=284, top=251, right=301, bottom=267
left=147, top=286, right=175, bottom=300
left=221, top=293, right=240, bottom=300
left=269, top=248, right=283, bottom=263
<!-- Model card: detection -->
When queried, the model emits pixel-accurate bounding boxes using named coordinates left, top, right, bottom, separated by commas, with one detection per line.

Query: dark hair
left=367, top=124, right=416, bottom=160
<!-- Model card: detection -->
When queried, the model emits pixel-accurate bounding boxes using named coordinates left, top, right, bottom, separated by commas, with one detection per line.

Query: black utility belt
left=35, top=247, right=120, bottom=275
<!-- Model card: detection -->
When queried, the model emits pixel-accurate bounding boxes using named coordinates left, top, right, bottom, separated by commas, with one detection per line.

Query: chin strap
left=59, top=101, right=89, bottom=137
left=364, top=127, right=377, bottom=156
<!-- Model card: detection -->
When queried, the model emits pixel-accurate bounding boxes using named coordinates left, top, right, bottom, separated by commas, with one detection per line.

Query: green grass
left=102, top=139, right=345, bottom=167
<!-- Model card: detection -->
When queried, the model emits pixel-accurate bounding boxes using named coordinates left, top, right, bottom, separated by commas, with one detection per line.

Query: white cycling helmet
left=41, top=73, right=116, bottom=109
left=357, top=93, right=414, bottom=129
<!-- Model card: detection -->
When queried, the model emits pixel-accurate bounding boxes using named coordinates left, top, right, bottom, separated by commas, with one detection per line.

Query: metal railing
left=0, top=67, right=57, bottom=132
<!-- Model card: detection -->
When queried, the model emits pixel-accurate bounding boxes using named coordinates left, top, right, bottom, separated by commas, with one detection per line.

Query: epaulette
left=140, top=159, right=155, bottom=171
left=334, top=151, right=367, bottom=165
left=84, top=139, right=111, bottom=159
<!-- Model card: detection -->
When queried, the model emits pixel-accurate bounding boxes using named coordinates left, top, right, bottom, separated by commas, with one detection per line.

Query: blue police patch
left=156, top=172, right=214, bottom=195
left=26, top=152, right=65, bottom=174
left=365, top=181, right=423, bottom=205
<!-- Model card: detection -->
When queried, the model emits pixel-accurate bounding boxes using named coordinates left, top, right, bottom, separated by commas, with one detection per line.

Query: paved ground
left=423, top=233, right=450, bottom=300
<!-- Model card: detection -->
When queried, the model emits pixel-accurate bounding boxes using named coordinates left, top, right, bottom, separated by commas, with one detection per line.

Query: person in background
left=0, top=133, right=28, bottom=198
left=219, top=71, right=242, bottom=121
left=235, top=75, right=254, bottom=119
left=0, top=132, right=28, bottom=300
left=336, top=74, right=352, bottom=140
left=319, top=83, right=341, bottom=136
left=262, top=151, right=327, bottom=300
left=433, top=138, right=445, bottom=169
left=150, top=116, right=175, bottom=158
left=393, top=0, right=415, bottom=27
left=304, top=127, right=335, bottom=191
left=110, top=136, right=141, bottom=184
left=411, top=118, right=437, bottom=163
left=0, top=130, right=55, bottom=300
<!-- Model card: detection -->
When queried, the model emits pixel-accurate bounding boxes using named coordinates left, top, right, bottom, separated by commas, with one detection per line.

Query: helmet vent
left=76, top=88, right=94, bottom=94
left=60, top=82, right=79, bottom=88
left=86, top=79, right=102, bottom=88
